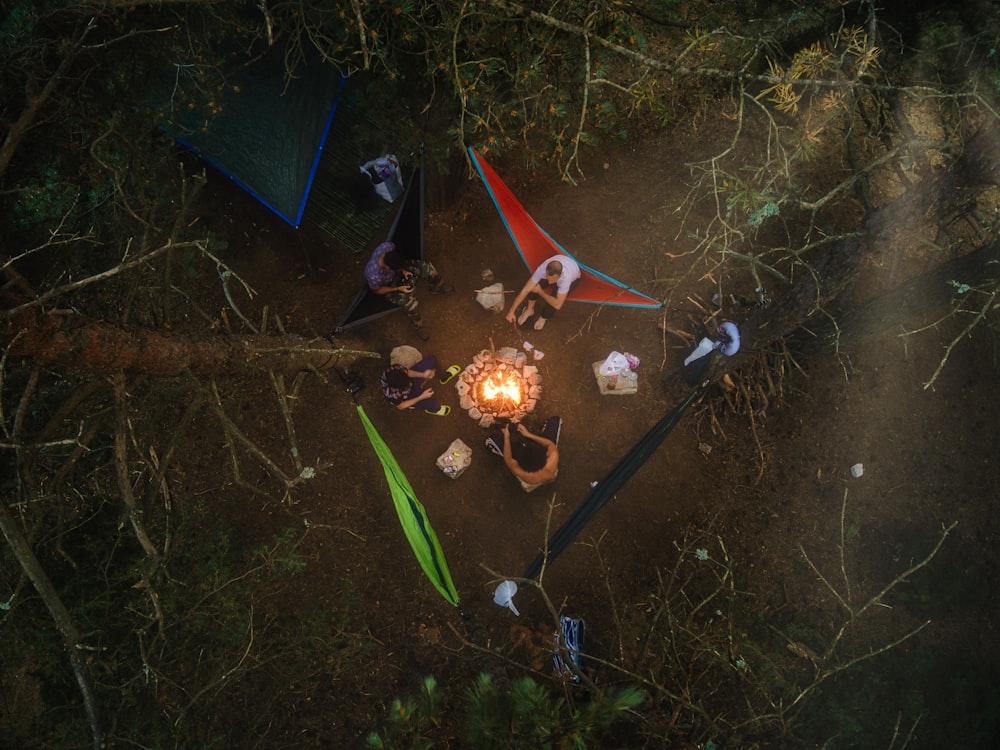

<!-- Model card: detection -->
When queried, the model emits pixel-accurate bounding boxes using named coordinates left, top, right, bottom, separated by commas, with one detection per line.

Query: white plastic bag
left=493, top=580, right=520, bottom=615
left=476, top=282, right=506, bottom=313
left=599, top=351, right=630, bottom=376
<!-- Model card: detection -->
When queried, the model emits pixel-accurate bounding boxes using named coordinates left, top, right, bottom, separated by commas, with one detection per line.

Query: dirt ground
left=191, top=124, right=1000, bottom=747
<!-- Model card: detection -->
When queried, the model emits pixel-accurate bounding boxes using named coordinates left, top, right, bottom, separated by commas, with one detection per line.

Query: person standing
left=365, top=241, right=452, bottom=341
left=505, top=256, right=581, bottom=331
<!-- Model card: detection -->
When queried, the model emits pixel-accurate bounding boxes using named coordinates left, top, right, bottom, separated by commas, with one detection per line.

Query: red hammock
left=468, top=148, right=661, bottom=309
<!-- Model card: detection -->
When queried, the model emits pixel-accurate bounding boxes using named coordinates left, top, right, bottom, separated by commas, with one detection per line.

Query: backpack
left=360, top=154, right=404, bottom=203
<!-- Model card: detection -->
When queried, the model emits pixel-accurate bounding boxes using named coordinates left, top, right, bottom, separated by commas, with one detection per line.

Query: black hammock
left=521, top=388, right=701, bottom=581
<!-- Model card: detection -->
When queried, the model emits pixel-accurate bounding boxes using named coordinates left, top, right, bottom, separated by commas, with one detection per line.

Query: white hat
left=493, top=580, right=520, bottom=616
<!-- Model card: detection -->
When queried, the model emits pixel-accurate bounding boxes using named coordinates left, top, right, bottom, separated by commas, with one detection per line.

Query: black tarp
left=335, top=166, right=425, bottom=331
left=521, top=388, right=700, bottom=581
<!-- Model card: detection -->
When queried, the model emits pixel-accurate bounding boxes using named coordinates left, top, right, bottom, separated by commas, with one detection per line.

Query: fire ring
left=454, top=346, right=542, bottom=428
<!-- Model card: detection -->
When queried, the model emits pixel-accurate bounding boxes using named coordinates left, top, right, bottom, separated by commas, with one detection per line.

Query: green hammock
left=356, top=405, right=459, bottom=606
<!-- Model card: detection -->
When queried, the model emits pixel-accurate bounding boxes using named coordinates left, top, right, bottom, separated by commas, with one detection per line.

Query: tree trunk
left=0, top=505, right=104, bottom=748
left=3, top=312, right=377, bottom=376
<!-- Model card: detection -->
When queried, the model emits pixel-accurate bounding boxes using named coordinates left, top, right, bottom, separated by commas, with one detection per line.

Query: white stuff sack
left=476, top=282, right=506, bottom=313
left=390, top=345, right=423, bottom=368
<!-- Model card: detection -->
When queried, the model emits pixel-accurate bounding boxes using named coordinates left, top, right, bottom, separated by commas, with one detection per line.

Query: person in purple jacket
left=365, top=241, right=452, bottom=340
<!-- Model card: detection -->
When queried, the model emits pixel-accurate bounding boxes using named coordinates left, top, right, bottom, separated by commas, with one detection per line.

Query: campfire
left=455, top=346, right=542, bottom=427
left=481, top=369, right=524, bottom=408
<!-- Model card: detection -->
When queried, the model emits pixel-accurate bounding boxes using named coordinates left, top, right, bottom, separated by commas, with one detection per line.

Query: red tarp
left=468, top=148, right=661, bottom=309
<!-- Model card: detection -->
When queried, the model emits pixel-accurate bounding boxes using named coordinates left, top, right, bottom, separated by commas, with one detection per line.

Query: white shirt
left=530, top=255, right=581, bottom=295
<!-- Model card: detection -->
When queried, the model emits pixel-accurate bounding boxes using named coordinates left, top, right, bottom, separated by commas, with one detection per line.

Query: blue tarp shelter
left=163, top=46, right=345, bottom=227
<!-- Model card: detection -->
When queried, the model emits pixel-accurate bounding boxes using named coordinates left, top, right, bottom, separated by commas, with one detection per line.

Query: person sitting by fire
left=379, top=354, right=451, bottom=416
left=485, top=417, right=561, bottom=492
left=505, top=256, right=581, bottom=331
left=365, top=241, right=453, bottom=341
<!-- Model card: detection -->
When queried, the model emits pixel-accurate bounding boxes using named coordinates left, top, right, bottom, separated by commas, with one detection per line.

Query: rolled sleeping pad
left=718, top=321, right=741, bottom=356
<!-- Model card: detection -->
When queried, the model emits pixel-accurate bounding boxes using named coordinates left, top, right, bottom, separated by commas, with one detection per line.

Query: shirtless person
left=486, top=418, right=561, bottom=492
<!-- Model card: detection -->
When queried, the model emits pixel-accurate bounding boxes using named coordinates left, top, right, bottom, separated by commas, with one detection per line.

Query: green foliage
left=11, top=166, right=83, bottom=227
left=253, top=526, right=307, bottom=576
left=0, top=0, right=58, bottom=41
left=367, top=671, right=643, bottom=749
left=717, top=171, right=781, bottom=228
left=747, top=201, right=780, bottom=227
left=325, top=0, right=667, bottom=167
left=366, top=676, right=442, bottom=750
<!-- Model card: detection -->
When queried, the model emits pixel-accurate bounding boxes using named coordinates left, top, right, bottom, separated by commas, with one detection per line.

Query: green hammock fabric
left=356, top=405, right=459, bottom=606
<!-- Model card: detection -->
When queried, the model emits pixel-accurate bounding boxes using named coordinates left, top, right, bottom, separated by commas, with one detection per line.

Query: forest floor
left=187, top=122, right=999, bottom=748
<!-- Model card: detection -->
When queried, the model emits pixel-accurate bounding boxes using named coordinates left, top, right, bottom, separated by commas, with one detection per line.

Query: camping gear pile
left=436, top=438, right=473, bottom=479
left=594, top=350, right=640, bottom=395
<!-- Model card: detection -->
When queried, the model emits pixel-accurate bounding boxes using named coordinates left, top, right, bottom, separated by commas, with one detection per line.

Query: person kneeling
left=365, top=241, right=454, bottom=341
left=485, top=417, right=561, bottom=492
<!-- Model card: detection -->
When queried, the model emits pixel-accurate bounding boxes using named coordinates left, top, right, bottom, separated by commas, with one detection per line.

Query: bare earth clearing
left=188, top=121, right=999, bottom=747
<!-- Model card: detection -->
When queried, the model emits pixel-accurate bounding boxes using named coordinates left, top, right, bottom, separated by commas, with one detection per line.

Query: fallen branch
left=208, top=380, right=295, bottom=493
left=0, top=504, right=104, bottom=749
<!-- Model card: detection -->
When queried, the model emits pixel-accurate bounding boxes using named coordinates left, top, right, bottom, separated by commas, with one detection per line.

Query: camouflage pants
left=384, top=260, right=441, bottom=313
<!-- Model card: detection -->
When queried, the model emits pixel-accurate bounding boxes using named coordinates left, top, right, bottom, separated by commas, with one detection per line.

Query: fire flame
left=481, top=371, right=523, bottom=404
